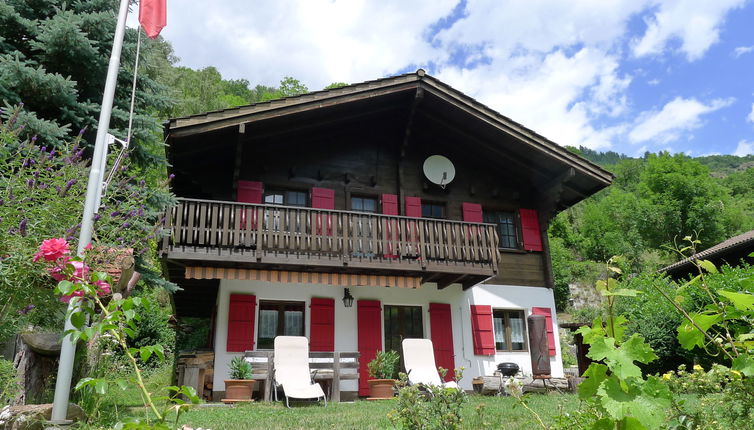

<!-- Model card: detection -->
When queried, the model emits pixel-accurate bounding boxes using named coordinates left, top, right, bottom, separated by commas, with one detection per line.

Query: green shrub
left=389, top=368, right=466, bottom=430
left=0, top=358, right=19, bottom=404
left=367, top=350, right=399, bottom=380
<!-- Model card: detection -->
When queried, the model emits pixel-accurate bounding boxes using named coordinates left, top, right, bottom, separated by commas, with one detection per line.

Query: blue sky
left=146, top=0, right=754, bottom=157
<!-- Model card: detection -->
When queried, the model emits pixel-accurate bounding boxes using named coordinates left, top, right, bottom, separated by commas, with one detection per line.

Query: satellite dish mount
left=423, top=155, right=456, bottom=189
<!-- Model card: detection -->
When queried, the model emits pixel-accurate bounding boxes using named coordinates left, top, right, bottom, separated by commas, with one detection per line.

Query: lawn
left=78, top=367, right=579, bottom=429
left=171, top=394, right=579, bottom=430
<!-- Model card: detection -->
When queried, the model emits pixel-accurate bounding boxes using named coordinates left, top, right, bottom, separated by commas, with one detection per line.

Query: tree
left=0, top=0, right=171, bottom=165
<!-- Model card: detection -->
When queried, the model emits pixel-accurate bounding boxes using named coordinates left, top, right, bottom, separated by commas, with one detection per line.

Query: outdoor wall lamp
left=342, top=288, right=354, bottom=308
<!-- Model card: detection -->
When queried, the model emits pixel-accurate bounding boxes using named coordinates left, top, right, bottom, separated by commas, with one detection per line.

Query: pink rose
left=34, top=238, right=71, bottom=262
left=94, top=280, right=111, bottom=296
left=59, top=290, right=84, bottom=303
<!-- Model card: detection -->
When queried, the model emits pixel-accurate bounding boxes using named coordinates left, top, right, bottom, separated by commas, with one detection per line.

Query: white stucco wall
left=212, top=280, right=562, bottom=393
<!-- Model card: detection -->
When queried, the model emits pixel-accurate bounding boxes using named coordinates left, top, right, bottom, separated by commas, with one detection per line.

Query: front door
left=384, top=305, right=423, bottom=360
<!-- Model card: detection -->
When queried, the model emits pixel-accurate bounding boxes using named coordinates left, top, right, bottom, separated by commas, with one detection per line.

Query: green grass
left=171, top=394, right=579, bottom=430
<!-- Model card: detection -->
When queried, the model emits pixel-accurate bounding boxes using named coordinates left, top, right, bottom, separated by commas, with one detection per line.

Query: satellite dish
left=423, top=155, right=456, bottom=189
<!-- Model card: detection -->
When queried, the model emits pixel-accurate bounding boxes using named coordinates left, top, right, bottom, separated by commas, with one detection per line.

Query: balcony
left=160, top=198, right=500, bottom=288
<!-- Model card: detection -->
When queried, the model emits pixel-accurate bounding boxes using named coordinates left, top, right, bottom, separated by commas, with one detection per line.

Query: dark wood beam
left=169, top=83, right=419, bottom=138
left=398, top=87, right=424, bottom=213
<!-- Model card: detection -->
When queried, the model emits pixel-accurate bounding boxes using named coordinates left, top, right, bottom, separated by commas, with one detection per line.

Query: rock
left=0, top=404, right=85, bottom=430
left=19, top=333, right=61, bottom=357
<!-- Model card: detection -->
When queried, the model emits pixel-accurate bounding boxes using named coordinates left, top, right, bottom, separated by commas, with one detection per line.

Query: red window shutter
left=405, top=196, right=422, bottom=218
left=311, top=187, right=335, bottom=235
left=227, top=294, right=256, bottom=352
left=310, top=298, right=335, bottom=352
left=429, top=303, right=455, bottom=381
left=462, top=202, right=483, bottom=222
left=381, top=194, right=399, bottom=215
left=237, top=180, right=263, bottom=204
left=357, top=300, right=382, bottom=396
left=532, top=307, right=556, bottom=356
left=470, top=305, right=495, bottom=356
left=311, top=187, right=335, bottom=209
left=519, top=208, right=543, bottom=251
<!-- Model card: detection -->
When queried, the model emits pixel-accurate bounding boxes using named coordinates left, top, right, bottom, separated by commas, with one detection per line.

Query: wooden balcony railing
left=160, top=198, right=500, bottom=287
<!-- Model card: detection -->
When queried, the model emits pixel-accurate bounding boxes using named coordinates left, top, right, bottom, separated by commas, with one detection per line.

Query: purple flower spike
left=31, top=135, right=37, bottom=142
left=78, top=128, right=86, bottom=136
left=169, top=173, right=175, bottom=179
left=19, top=101, right=24, bottom=107
left=19, top=218, right=27, bottom=237
left=40, top=146, right=47, bottom=152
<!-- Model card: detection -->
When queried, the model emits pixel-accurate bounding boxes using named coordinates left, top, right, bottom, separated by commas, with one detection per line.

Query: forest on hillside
left=550, top=146, right=754, bottom=310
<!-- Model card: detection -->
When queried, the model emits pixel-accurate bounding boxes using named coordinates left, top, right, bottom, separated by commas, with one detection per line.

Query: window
left=257, top=300, right=305, bottom=349
left=384, top=305, right=423, bottom=354
left=493, top=309, right=527, bottom=351
left=264, top=189, right=307, bottom=207
left=484, top=211, right=519, bottom=249
left=351, top=196, right=377, bottom=213
left=421, top=202, right=445, bottom=219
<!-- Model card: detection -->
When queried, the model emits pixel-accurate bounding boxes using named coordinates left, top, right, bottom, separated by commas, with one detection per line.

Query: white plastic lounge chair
left=273, top=336, right=327, bottom=407
left=402, top=338, right=459, bottom=390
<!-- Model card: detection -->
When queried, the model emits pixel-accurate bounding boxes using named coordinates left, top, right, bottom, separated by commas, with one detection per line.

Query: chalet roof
left=660, top=230, right=754, bottom=276
left=166, top=69, right=614, bottom=208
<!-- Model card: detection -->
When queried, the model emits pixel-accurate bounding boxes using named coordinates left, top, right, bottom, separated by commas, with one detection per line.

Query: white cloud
left=155, top=0, right=456, bottom=88
left=632, top=0, right=746, bottom=61
left=733, top=140, right=754, bottom=156
left=734, top=46, right=754, bottom=57
left=629, top=97, right=734, bottom=144
left=141, top=0, right=748, bottom=153
left=748, top=103, right=754, bottom=123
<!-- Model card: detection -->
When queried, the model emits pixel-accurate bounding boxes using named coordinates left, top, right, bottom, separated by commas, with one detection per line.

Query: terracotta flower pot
left=367, top=379, right=395, bottom=399
left=224, top=379, right=255, bottom=401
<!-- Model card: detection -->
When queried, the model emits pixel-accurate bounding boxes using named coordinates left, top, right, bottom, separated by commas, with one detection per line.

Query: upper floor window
left=265, top=189, right=307, bottom=207
left=421, top=202, right=446, bottom=219
left=484, top=211, right=518, bottom=249
left=351, top=196, right=377, bottom=213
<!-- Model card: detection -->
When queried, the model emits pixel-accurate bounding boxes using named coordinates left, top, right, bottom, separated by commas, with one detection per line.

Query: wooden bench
left=244, top=351, right=359, bottom=402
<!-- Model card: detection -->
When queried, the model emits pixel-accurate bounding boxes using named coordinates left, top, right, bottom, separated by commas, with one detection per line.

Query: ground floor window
left=257, top=300, right=305, bottom=349
left=493, top=309, right=527, bottom=351
left=384, top=305, right=423, bottom=354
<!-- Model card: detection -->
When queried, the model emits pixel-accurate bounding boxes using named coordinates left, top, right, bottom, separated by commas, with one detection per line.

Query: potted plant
left=367, top=350, right=400, bottom=399
left=223, top=356, right=255, bottom=403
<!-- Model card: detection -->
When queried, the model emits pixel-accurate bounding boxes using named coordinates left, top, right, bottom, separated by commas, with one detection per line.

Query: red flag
left=139, top=0, right=166, bottom=39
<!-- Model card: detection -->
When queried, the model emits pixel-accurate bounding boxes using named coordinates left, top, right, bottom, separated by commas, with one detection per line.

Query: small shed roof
left=660, top=230, right=754, bottom=277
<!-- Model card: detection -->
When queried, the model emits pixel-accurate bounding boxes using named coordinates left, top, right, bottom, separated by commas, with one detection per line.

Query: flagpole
left=49, top=0, right=131, bottom=424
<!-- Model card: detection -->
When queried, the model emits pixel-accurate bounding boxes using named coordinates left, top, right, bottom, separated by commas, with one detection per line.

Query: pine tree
left=0, top=0, right=171, bottom=165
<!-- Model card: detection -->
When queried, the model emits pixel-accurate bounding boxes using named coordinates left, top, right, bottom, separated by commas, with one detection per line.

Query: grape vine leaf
left=677, top=313, right=721, bottom=350
left=717, top=290, right=754, bottom=311
left=732, top=354, right=754, bottom=377
left=587, top=334, right=657, bottom=380
left=578, top=363, right=608, bottom=400
left=598, top=376, right=671, bottom=430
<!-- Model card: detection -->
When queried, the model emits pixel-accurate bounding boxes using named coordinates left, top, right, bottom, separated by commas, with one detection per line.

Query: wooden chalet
left=161, top=69, right=612, bottom=399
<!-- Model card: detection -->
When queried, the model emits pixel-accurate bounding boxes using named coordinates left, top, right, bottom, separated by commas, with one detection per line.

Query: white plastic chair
left=402, top=338, right=459, bottom=389
left=273, top=336, right=327, bottom=407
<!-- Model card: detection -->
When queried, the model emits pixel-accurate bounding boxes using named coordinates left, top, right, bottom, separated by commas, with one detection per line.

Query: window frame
left=421, top=201, right=446, bottom=219
left=256, top=300, right=306, bottom=350
left=492, top=308, right=528, bottom=352
left=263, top=187, right=308, bottom=207
left=483, top=210, right=521, bottom=250
left=350, top=194, right=378, bottom=213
